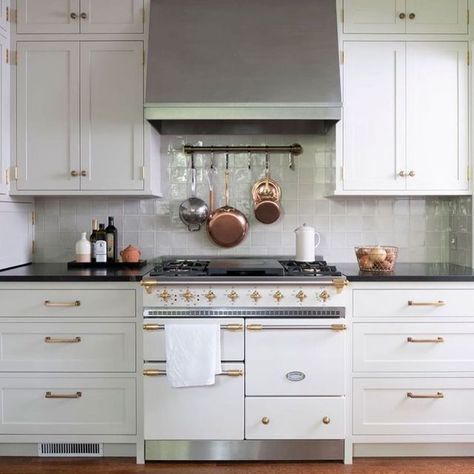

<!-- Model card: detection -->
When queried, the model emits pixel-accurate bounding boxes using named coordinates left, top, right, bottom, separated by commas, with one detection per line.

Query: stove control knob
left=319, top=290, right=330, bottom=303
left=204, top=290, right=216, bottom=302
left=181, top=290, right=194, bottom=302
left=250, top=290, right=262, bottom=303
left=227, top=290, right=239, bottom=302
left=273, top=290, right=284, bottom=303
left=159, top=289, right=171, bottom=302
left=295, top=290, right=307, bottom=302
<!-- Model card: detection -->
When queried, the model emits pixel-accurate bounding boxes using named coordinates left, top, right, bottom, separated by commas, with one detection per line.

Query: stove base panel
left=145, top=440, right=344, bottom=461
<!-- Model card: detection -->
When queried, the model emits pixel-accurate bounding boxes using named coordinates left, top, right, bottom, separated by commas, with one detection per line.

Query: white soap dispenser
left=75, top=232, right=91, bottom=263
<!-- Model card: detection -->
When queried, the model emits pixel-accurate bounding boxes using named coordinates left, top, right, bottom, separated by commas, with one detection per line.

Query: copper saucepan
left=252, top=156, right=282, bottom=224
left=207, top=167, right=249, bottom=248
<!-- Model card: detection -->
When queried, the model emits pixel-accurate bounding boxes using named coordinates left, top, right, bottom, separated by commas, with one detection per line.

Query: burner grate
left=280, top=260, right=341, bottom=277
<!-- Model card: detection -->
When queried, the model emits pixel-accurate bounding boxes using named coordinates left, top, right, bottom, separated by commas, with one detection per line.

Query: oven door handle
left=143, top=323, right=243, bottom=331
left=143, top=369, right=243, bottom=377
left=246, top=324, right=346, bottom=331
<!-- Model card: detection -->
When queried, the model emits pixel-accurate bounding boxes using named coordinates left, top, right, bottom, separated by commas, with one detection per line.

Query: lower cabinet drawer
left=144, top=363, right=244, bottom=440
left=0, top=322, right=135, bottom=372
left=245, top=397, right=345, bottom=440
left=0, top=375, right=136, bottom=435
left=353, top=378, right=474, bottom=435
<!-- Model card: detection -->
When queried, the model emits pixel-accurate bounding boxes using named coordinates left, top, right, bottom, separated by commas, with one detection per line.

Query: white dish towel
left=165, top=323, right=222, bottom=388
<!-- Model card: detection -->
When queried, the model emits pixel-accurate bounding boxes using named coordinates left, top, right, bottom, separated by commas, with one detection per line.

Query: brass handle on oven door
left=143, top=369, right=243, bottom=377
left=408, top=300, right=445, bottom=307
left=44, top=300, right=81, bottom=307
left=407, top=391, right=444, bottom=399
left=45, top=391, right=82, bottom=399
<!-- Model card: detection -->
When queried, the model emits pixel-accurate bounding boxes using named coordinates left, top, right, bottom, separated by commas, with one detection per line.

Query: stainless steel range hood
left=145, top=0, right=341, bottom=135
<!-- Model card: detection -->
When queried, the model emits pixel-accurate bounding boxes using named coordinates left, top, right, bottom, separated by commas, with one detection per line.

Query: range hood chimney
left=145, top=0, right=341, bottom=135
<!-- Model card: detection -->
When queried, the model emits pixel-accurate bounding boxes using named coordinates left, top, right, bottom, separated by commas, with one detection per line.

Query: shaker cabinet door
left=17, top=0, right=80, bottom=34
left=405, top=42, right=469, bottom=192
left=0, top=34, right=8, bottom=194
left=80, top=42, right=144, bottom=191
left=79, top=0, right=144, bottom=33
left=343, top=0, right=405, bottom=33
left=342, top=41, right=406, bottom=192
left=16, top=42, right=81, bottom=191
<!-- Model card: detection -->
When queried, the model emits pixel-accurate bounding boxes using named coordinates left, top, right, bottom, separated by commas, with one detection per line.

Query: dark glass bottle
left=90, top=219, right=99, bottom=262
left=105, top=216, right=118, bottom=263
left=95, top=224, right=107, bottom=263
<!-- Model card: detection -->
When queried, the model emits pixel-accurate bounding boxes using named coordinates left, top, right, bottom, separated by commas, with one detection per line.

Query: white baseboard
left=354, top=443, right=474, bottom=458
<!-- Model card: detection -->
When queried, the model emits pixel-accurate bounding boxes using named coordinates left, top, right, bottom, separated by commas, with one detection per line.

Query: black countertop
left=0, top=262, right=473, bottom=282
left=0, top=263, right=156, bottom=282
left=339, top=262, right=474, bottom=282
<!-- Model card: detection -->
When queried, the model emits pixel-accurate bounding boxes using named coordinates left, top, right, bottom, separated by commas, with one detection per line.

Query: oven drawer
left=0, top=289, right=136, bottom=318
left=353, top=322, right=474, bottom=373
left=143, top=362, right=244, bottom=440
left=353, top=377, right=474, bottom=435
left=0, top=322, right=135, bottom=372
left=143, top=318, right=244, bottom=361
left=245, top=397, right=345, bottom=439
left=245, top=319, right=346, bottom=396
left=353, top=289, right=474, bottom=318
left=0, top=375, right=136, bottom=435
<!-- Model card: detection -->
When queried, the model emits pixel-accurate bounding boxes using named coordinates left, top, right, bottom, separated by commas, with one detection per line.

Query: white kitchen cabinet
left=343, top=0, right=468, bottom=34
left=342, top=41, right=405, bottom=192
left=0, top=0, right=9, bottom=33
left=80, top=42, right=144, bottom=191
left=16, top=42, right=80, bottom=191
left=0, top=33, right=8, bottom=194
left=17, top=0, right=143, bottom=34
left=16, top=41, right=146, bottom=194
left=341, top=41, right=469, bottom=194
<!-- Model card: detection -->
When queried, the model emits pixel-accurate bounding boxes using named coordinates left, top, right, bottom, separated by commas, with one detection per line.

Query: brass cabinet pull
left=44, top=336, right=81, bottom=344
left=398, top=170, right=407, bottom=177
left=45, top=391, right=82, bottom=399
left=143, top=369, right=243, bottom=377
left=143, top=323, right=243, bottom=331
left=44, top=300, right=81, bottom=307
left=407, top=391, right=444, bottom=399
left=80, top=170, right=87, bottom=177
left=223, top=324, right=244, bottom=331
left=80, top=12, right=88, bottom=19
left=399, top=12, right=406, bottom=19
left=143, top=323, right=161, bottom=331
left=408, top=300, right=445, bottom=307
left=70, top=12, right=78, bottom=19
left=408, top=170, right=416, bottom=177
left=261, top=417, right=270, bottom=425
left=409, top=12, right=416, bottom=19
left=407, top=336, right=444, bottom=343
left=70, top=170, right=79, bottom=177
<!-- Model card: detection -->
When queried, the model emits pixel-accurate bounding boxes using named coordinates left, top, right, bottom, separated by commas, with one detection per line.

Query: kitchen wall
left=33, top=132, right=471, bottom=265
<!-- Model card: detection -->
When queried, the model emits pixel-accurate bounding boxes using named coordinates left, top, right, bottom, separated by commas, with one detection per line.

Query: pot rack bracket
left=182, top=144, right=303, bottom=170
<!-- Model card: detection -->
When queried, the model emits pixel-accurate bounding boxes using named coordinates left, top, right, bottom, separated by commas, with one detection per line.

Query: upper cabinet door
left=343, top=0, right=406, bottom=33
left=0, top=0, right=9, bottom=33
left=405, top=0, right=468, bottom=34
left=342, top=42, right=406, bottom=192
left=16, top=42, right=81, bottom=191
left=0, top=35, right=8, bottom=195
left=406, top=42, right=469, bottom=192
left=80, top=42, right=144, bottom=191
left=79, top=0, right=144, bottom=33
left=17, top=0, right=80, bottom=34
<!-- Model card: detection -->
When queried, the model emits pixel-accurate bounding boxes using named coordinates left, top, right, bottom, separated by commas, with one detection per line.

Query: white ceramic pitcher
left=295, top=223, right=321, bottom=262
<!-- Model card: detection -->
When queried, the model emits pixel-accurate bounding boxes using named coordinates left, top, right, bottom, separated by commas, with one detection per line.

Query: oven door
left=245, top=318, right=346, bottom=396
left=144, top=362, right=244, bottom=440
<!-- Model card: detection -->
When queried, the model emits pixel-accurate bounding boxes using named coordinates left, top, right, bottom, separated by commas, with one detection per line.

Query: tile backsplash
left=33, top=132, right=472, bottom=266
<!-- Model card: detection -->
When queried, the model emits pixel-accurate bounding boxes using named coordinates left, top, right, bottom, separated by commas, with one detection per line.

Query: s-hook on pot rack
left=182, top=143, right=303, bottom=170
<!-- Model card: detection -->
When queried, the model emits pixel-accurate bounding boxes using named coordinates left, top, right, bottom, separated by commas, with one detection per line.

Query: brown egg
left=369, top=246, right=387, bottom=263
left=359, top=255, right=374, bottom=270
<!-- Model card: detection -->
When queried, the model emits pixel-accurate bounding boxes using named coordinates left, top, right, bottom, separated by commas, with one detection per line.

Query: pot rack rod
left=182, top=143, right=303, bottom=170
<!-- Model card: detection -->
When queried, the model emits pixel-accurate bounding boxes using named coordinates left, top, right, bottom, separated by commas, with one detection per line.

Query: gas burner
left=280, top=260, right=342, bottom=277
left=151, top=259, right=210, bottom=277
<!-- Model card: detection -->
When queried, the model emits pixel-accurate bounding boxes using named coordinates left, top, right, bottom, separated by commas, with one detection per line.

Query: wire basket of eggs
left=355, top=246, right=398, bottom=272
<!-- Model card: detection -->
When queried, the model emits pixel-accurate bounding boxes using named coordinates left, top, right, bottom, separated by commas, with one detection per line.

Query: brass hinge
left=341, top=8, right=344, bottom=22
left=340, top=50, right=344, bottom=65
left=5, top=6, right=8, bottom=22
left=13, top=166, right=18, bottom=180
left=7, top=8, right=16, bottom=23
left=341, top=166, right=345, bottom=180
left=32, top=240, right=35, bottom=254
left=32, top=212, right=36, bottom=226
left=5, top=48, right=8, bottom=64
left=140, top=166, right=146, bottom=180
left=143, top=49, right=145, bottom=65
left=468, top=9, right=470, bottom=25
left=468, top=50, right=471, bottom=66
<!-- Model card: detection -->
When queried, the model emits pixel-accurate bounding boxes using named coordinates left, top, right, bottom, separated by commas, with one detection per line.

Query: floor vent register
left=38, top=443, right=104, bottom=457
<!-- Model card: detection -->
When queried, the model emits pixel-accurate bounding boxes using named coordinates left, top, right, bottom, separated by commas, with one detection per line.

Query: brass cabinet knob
left=398, top=170, right=406, bottom=177
left=227, top=290, right=239, bottom=302
left=323, top=416, right=331, bottom=425
left=80, top=12, right=88, bottom=19
left=273, top=290, right=284, bottom=302
left=408, top=170, right=416, bottom=177
left=319, top=290, right=330, bottom=303
left=399, top=12, right=406, bottom=19
left=80, top=170, right=87, bottom=177
left=261, top=417, right=270, bottom=425
left=71, top=170, right=79, bottom=177
left=70, top=12, right=78, bottom=19
left=181, top=290, right=194, bottom=302
left=409, top=12, right=415, bottom=19
left=204, top=290, right=216, bottom=302
left=250, top=290, right=262, bottom=302
left=159, top=289, right=171, bottom=302
left=295, top=290, right=306, bottom=302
